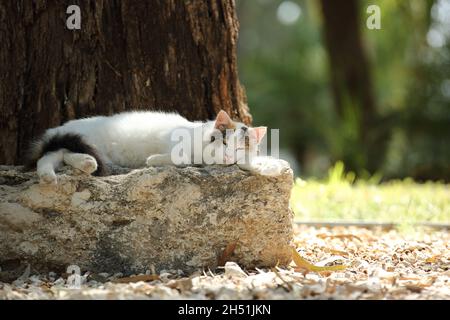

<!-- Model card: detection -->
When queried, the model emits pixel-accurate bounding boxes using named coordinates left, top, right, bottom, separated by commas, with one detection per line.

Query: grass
left=290, top=162, right=450, bottom=225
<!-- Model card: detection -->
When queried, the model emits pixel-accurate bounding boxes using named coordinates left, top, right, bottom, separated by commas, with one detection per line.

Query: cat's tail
left=24, top=133, right=108, bottom=176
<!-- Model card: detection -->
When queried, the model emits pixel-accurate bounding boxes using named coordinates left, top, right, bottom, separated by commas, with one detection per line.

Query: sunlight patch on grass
left=291, top=162, right=450, bottom=224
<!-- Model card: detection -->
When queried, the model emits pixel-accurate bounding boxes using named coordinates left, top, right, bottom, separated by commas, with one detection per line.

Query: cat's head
left=203, top=110, right=266, bottom=164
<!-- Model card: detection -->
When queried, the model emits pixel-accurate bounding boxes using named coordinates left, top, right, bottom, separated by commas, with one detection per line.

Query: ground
left=1, top=177, right=448, bottom=300
left=1, top=224, right=448, bottom=300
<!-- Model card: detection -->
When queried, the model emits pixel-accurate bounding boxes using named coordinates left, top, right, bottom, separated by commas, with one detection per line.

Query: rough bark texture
left=0, top=0, right=251, bottom=165
left=0, top=165, right=293, bottom=277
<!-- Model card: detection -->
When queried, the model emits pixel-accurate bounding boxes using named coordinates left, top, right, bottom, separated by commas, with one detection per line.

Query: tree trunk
left=320, top=0, right=380, bottom=173
left=0, top=0, right=251, bottom=165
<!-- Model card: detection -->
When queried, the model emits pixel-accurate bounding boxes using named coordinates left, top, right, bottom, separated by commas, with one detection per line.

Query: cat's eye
left=210, top=136, right=216, bottom=142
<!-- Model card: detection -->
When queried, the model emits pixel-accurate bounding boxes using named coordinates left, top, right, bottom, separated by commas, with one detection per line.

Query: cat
left=26, top=110, right=289, bottom=184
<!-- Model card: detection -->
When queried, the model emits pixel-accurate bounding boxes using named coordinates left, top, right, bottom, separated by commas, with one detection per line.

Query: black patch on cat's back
left=25, top=133, right=107, bottom=176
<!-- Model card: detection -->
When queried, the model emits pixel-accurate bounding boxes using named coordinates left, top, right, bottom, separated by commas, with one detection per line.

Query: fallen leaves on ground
left=316, top=233, right=363, bottom=242
left=0, top=225, right=448, bottom=300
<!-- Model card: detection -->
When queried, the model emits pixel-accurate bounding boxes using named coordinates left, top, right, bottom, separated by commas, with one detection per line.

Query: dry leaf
left=317, top=234, right=363, bottom=242
left=271, top=268, right=294, bottom=291
left=218, top=241, right=237, bottom=266
left=291, top=247, right=347, bottom=272
left=113, top=274, right=160, bottom=283
left=224, top=262, right=247, bottom=278
left=425, top=255, right=441, bottom=263
left=399, top=276, right=422, bottom=281
left=405, top=285, right=424, bottom=293
left=166, top=278, right=193, bottom=291
left=321, top=247, right=349, bottom=257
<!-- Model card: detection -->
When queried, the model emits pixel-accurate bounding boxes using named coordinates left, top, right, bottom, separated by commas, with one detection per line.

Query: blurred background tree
left=236, top=0, right=450, bottom=181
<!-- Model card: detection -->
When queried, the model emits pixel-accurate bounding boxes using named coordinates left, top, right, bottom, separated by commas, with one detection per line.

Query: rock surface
left=0, top=165, right=294, bottom=278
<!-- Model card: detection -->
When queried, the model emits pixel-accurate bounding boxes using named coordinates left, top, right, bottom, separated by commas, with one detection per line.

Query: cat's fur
left=26, top=110, right=287, bottom=184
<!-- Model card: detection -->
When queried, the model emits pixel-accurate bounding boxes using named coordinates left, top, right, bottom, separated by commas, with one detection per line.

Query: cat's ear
left=214, top=110, right=233, bottom=131
left=252, top=127, right=267, bottom=144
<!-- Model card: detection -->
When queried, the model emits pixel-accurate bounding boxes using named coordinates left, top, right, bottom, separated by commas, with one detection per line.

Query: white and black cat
left=26, top=110, right=289, bottom=184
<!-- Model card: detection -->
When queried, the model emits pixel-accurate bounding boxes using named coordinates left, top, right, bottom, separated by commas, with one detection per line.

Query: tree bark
left=0, top=0, right=251, bottom=165
left=320, top=0, right=380, bottom=172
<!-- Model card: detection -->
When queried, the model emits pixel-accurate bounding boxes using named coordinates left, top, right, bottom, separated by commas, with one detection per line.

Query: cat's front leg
left=146, top=154, right=173, bottom=167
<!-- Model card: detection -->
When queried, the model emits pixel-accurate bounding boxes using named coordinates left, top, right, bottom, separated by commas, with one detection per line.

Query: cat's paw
left=64, top=153, right=98, bottom=174
left=39, top=171, right=57, bottom=185
left=251, top=158, right=290, bottom=177
left=78, top=155, right=98, bottom=174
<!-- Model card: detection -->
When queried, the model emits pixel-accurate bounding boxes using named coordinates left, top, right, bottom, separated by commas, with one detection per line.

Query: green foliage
left=237, top=0, right=450, bottom=180
left=363, top=0, right=450, bottom=180
left=237, top=0, right=333, bottom=177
